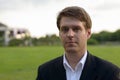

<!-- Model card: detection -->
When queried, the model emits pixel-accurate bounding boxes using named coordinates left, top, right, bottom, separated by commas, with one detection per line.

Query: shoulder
left=89, top=53, right=120, bottom=79
left=36, top=56, right=66, bottom=80
left=87, top=52, right=119, bottom=70
left=92, top=55, right=119, bottom=70
left=38, top=56, right=63, bottom=72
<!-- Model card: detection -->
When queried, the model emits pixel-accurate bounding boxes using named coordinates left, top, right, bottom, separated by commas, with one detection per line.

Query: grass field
left=0, top=45, right=120, bottom=80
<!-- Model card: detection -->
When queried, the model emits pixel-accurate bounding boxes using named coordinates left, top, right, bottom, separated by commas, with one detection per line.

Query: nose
left=67, top=29, right=74, bottom=37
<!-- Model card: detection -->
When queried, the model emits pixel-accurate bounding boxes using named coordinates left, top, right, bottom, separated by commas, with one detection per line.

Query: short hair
left=57, top=6, right=92, bottom=30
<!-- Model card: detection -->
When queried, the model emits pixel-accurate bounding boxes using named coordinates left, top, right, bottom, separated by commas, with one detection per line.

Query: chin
left=66, top=48, right=77, bottom=53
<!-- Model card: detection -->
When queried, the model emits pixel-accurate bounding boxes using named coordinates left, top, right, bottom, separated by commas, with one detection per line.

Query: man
left=36, top=6, right=120, bottom=80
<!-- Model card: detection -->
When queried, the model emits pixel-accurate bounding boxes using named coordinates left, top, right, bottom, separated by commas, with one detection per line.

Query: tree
left=112, top=29, right=120, bottom=41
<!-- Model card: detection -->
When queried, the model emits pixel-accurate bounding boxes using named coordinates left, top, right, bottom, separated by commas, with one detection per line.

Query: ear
left=87, top=29, right=91, bottom=39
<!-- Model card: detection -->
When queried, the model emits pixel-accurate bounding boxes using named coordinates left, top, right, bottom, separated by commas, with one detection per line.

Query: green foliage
left=9, top=37, right=31, bottom=46
left=1, top=29, right=120, bottom=46
left=0, top=37, right=4, bottom=46
left=0, top=31, right=4, bottom=46
left=31, top=29, right=120, bottom=46
left=87, top=38, right=99, bottom=45
left=112, top=29, right=120, bottom=41
left=32, top=34, right=61, bottom=46
left=0, top=31, right=4, bottom=36
left=9, top=39, right=24, bottom=46
left=91, top=29, right=120, bottom=44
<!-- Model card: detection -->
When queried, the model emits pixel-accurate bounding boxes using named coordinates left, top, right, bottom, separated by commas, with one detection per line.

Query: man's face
left=59, top=17, right=91, bottom=54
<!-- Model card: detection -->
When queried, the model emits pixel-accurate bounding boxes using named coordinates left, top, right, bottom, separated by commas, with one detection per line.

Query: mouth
left=66, top=41, right=77, bottom=45
left=67, top=42, right=75, bottom=44
left=66, top=41, right=76, bottom=43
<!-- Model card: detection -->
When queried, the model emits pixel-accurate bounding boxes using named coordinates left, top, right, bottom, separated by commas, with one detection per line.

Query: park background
left=0, top=0, right=120, bottom=80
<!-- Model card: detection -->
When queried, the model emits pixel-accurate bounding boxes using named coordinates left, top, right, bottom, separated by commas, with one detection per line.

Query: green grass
left=0, top=46, right=64, bottom=80
left=0, top=45, right=120, bottom=80
left=88, top=45, right=120, bottom=67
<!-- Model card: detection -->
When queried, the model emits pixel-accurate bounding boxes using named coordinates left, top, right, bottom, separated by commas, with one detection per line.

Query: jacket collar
left=80, top=51, right=98, bottom=80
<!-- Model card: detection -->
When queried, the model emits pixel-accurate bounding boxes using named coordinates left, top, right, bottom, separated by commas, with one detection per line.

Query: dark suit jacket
left=36, top=52, right=120, bottom=80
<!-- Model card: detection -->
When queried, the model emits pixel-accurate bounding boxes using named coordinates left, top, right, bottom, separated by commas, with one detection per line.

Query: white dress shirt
left=63, top=51, right=87, bottom=80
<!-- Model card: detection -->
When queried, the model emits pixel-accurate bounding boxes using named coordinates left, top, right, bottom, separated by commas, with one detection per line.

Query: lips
left=65, top=39, right=77, bottom=45
left=67, top=42, right=75, bottom=43
left=66, top=41, right=76, bottom=44
left=65, top=42, right=76, bottom=47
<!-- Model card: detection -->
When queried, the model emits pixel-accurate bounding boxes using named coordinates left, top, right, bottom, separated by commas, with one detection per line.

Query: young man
left=36, top=6, right=120, bottom=80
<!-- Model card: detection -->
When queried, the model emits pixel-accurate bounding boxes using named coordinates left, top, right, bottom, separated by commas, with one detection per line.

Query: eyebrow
left=61, top=25, right=82, bottom=29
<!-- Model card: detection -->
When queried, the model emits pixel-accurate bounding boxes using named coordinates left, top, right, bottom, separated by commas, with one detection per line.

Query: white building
left=0, top=22, right=31, bottom=46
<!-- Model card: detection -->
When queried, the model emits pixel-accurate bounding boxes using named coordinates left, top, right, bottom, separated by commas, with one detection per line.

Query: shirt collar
left=63, top=51, right=88, bottom=71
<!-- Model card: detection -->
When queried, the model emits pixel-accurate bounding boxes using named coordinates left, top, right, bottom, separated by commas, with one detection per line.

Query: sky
left=0, top=0, right=120, bottom=37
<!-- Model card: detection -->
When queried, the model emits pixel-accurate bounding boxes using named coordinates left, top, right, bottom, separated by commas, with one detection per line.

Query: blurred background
left=0, top=0, right=120, bottom=80
left=0, top=0, right=120, bottom=46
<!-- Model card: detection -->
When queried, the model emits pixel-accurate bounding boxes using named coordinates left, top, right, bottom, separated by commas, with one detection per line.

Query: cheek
left=59, top=33, right=66, bottom=42
left=77, top=33, right=87, bottom=42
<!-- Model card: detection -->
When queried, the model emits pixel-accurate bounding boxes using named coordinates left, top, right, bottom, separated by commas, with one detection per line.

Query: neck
left=65, top=51, right=85, bottom=70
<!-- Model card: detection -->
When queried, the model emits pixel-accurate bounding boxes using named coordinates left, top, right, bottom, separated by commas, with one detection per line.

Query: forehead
left=60, top=17, right=85, bottom=28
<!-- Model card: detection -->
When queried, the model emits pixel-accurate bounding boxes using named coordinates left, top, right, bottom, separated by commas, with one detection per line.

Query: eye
left=73, top=26, right=81, bottom=32
left=60, top=27, right=69, bottom=33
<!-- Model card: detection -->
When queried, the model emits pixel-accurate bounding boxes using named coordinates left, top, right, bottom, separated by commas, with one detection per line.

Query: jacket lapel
left=55, top=53, right=99, bottom=80
left=80, top=52, right=98, bottom=80
left=55, top=56, right=66, bottom=80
